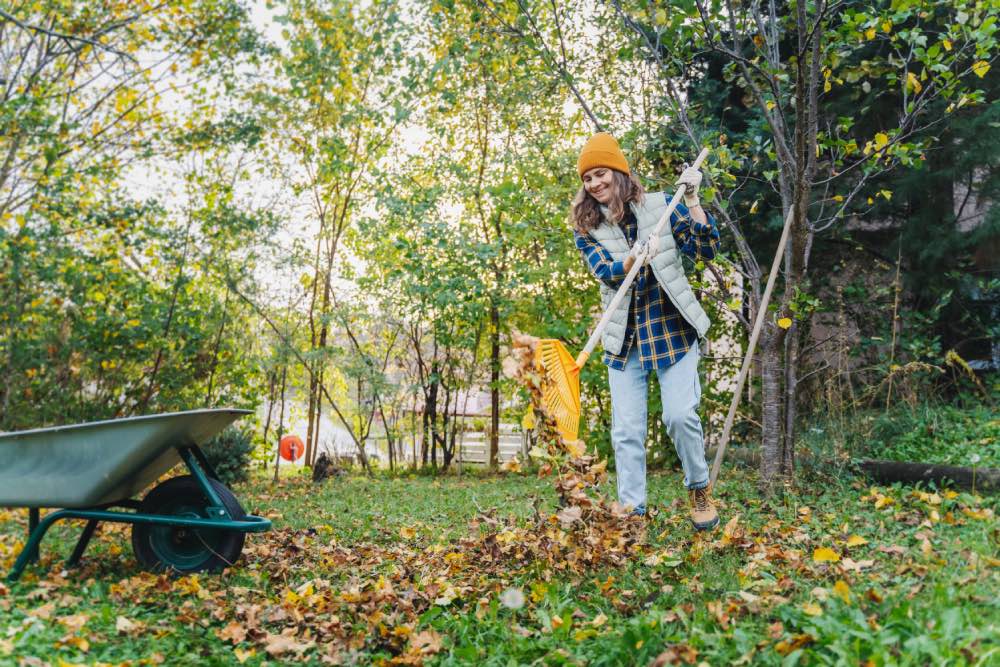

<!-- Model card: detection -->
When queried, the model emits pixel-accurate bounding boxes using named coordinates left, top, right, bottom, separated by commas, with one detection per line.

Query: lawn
left=1, top=467, right=998, bottom=666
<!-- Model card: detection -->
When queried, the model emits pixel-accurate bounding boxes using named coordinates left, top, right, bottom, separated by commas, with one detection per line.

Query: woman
left=572, top=132, right=719, bottom=531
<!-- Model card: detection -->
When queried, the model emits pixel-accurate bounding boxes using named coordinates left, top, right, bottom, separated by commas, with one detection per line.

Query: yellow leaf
left=802, top=601, right=823, bottom=616
left=874, top=132, right=889, bottom=150
left=813, top=547, right=841, bottom=563
left=865, top=27, right=876, bottom=40
left=874, top=493, right=893, bottom=509
left=846, top=535, right=868, bottom=547
left=942, top=39, right=952, bottom=51
left=906, top=71, right=922, bottom=93
left=777, top=317, right=792, bottom=329
left=972, top=61, right=990, bottom=78
left=833, top=580, right=851, bottom=603
left=521, top=410, right=535, bottom=430
left=881, top=20, right=892, bottom=33
left=750, top=199, right=760, bottom=214
left=824, top=80, right=832, bottom=93
left=399, top=525, right=416, bottom=539
left=963, top=507, right=993, bottom=520
left=766, top=100, right=776, bottom=111
left=234, top=648, right=256, bottom=664
left=879, top=190, right=892, bottom=200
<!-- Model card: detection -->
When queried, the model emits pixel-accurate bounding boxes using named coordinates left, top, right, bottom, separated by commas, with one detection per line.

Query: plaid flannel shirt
left=574, top=198, right=720, bottom=371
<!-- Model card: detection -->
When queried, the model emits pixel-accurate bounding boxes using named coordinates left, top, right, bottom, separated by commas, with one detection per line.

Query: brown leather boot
left=689, top=486, right=719, bottom=531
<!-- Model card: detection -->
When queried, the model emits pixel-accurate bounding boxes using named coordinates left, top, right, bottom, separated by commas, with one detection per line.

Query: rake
left=535, top=147, right=710, bottom=442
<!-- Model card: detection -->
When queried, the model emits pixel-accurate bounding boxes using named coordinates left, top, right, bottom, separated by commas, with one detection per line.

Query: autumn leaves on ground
left=0, top=338, right=998, bottom=666
left=1, top=475, right=998, bottom=664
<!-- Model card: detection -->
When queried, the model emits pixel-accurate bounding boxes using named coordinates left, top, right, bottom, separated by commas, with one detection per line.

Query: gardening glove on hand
left=643, top=234, right=660, bottom=265
left=675, top=165, right=703, bottom=208
left=626, top=240, right=648, bottom=270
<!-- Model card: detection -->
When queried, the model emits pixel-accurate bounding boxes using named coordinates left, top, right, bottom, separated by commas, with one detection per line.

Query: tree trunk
left=758, top=331, right=785, bottom=490
left=261, top=370, right=277, bottom=450
left=782, top=322, right=800, bottom=477
left=305, top=375, right=317, bottom=466
left=272, top=365, right=288, bottom=484
left=489, top=303, right=500, bottom=468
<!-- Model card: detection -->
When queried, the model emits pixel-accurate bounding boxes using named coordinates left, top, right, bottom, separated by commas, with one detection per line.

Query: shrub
left=201, top=426, right=255, bottom=486
left=866, top=403, right=1000, bottom=468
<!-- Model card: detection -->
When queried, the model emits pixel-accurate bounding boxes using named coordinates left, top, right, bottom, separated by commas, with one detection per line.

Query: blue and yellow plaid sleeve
left=670, top=201, right=720, bottom=261
left=575, top=230, right=627, bottom=288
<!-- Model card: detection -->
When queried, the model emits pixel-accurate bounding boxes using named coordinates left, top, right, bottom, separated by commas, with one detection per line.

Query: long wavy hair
left=570, top=169, right=645, bottom=235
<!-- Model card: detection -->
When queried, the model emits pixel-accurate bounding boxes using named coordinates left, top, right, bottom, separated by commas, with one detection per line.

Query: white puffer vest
left=587, top=192, right=711, bottom=356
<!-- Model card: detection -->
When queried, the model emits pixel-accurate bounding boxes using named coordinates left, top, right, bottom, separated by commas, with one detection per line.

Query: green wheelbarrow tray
left=0, top=409, right=271, bottom=581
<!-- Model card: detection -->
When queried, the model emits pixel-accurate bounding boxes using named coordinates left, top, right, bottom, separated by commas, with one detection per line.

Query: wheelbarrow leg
left=67, top=519, right=100, bottom=567
left=9, top=509, right=69, bottom=582
left=27, top=509, right=40, bottom=563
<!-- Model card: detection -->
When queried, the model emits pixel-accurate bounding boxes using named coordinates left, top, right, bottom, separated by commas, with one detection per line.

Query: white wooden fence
left=456, top=422, right=528, bottom=465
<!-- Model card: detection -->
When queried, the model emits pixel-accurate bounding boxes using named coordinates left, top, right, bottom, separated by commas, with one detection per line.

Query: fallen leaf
left=217, top=621, right=247, bottom=644
left=833, top=580, right=851, bottom=604
left=556, top=505, right=582, bottom=527
left=411, top=629, right=443, bottom=655
left=263, top=632, right=315, bottom=656
left=233, top=647, right=255, bottom=664
left=845, top=535, right=868, bottom=547
left=812, top=547, right=841, bottom=563
left=649, top=643, right=698, bottom=665
left=774, top=633, right=814, bottom=655
left=802, top=601, right=823, bottom=616
left=115, top=615, right=146, bottom=636
left=58, top=613, right=89, bottom=632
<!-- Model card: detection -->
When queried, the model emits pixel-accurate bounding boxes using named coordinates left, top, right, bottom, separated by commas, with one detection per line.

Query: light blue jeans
left=608, top=344, right=710, bottom=511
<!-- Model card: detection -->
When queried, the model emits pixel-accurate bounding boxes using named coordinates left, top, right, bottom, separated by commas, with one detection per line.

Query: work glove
left=643, top=233, right=660, bottom=265
left=626, top=240, right=649, bottom=269
left=675, top=164, right=703, bottom=208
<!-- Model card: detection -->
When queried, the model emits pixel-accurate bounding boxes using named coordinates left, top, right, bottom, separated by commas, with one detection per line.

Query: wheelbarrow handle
left=575, top=147, right=711, bottom=369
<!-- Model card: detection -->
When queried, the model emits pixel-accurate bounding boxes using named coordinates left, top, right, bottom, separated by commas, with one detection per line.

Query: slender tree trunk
left=272, top=365, right=288, bottom=484
left=305, top=377, right=317, bottom=466
left=204, top=285, right=230, bottom=405
left=311, top=369, right=323, bottom=464
left=261, top=370, right=277, bottom=451
left=489, top=303, right=500, bottom=468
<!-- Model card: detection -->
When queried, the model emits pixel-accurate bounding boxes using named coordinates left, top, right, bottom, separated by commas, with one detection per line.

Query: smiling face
left=582, top=167, right=615, bottom=204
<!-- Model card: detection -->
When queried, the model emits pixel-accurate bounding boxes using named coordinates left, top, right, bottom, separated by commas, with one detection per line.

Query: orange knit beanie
left=577, top=132, right=630, bottom=179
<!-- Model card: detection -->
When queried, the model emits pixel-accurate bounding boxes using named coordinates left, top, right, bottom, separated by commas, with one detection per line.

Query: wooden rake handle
left=709, top=204, right=796, bottom=487
left=575, top=147, right=711, bottom=370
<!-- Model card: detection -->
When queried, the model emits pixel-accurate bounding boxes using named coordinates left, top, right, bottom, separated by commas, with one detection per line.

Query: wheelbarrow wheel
left=131, top=475, right=246, bottom=574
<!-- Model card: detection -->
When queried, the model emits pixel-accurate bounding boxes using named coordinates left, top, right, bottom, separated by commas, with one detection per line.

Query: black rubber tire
left=131, top=475, right=246, bottom=574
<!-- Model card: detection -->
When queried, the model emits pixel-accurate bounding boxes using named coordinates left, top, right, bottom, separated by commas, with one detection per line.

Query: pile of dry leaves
left=206, top=332, right=654, bottom=663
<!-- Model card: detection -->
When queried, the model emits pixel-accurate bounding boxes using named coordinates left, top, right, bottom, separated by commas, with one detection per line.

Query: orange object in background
left=279, top=435, right=304, bottom=461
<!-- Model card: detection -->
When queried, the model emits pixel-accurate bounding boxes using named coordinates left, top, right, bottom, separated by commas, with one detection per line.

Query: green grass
left=1, top=467, right=998, bottom=666
left=799, top=400, right=1000, bottom=470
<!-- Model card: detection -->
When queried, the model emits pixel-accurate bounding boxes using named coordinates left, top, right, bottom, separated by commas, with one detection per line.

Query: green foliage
left=201, top=426, right=257, bottom=486
left=800, top=399, right=1000, bottom=468
left=866, top=403, right=1000, bottom=467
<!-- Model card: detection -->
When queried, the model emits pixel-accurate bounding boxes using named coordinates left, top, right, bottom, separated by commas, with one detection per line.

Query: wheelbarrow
left=0, top=409, right=271, bottom=582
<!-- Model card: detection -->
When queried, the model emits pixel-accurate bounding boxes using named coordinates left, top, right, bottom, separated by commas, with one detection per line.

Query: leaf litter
left=0, top=334, right=997, bottom=664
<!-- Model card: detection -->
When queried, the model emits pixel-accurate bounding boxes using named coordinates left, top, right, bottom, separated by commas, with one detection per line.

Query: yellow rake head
left=534, top=339, right=583, bottom=442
